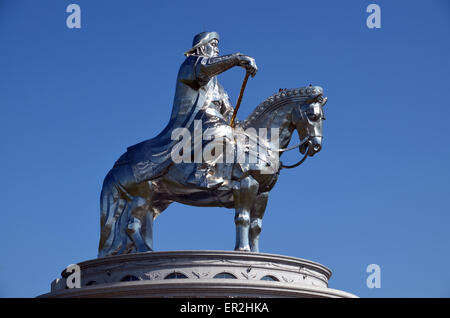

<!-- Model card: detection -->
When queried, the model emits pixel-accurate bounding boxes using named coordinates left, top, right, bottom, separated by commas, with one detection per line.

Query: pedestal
left=38, top=250, right=357, bottom=298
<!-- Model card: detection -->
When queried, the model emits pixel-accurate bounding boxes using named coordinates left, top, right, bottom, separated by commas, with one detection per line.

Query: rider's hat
left=184, top=31, right=220, bottom=56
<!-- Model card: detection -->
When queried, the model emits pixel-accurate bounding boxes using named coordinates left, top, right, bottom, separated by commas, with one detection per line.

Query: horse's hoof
left=235, top=247, right=251, bottom=252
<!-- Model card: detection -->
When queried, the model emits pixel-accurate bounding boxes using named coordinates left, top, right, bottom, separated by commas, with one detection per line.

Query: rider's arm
left=195, top=54, right=241, bottom=85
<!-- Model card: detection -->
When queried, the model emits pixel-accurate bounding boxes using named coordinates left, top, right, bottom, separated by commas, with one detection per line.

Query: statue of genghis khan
left=99, top=31, right=327, bottom=256
left=124, top=31, right=257, bottom=187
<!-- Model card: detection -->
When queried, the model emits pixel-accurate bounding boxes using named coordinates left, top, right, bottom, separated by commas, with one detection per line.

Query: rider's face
left=203, top=39, right=219, bottom=57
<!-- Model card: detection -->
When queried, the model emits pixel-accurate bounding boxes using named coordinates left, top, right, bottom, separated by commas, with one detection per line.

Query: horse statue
left=98, top=85, right=327, bottom=257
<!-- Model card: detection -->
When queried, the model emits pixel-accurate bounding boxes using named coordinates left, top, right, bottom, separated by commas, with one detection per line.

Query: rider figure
left=126, top=32, right=258, bottom=186
left=181, top=32, right=258, bottom=186
left=183, top=31, right=257, bottom=126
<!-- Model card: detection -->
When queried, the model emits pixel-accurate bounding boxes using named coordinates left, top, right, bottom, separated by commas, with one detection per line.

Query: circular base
left=39, top=250, right=357, bottom=298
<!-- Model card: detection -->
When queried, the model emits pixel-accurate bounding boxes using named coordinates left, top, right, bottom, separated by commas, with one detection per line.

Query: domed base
left=38, top=250, right=357, bottom=298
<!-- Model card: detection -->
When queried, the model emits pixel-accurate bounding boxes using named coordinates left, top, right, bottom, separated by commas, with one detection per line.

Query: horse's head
left=291, top=87, right=327, bottom=157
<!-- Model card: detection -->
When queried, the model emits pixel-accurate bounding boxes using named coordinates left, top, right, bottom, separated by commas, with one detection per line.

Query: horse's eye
left=308, top=113, right=319, bottom=121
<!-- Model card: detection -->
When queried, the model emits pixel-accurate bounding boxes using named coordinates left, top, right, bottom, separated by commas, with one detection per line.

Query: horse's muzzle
left=307, top=136, right=322, bottom=156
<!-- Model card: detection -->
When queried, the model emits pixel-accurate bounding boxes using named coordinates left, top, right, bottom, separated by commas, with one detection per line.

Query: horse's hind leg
left=99, top=167, right=155, bottom=256
left=98, top=171, right=127, bottom=257
left=125, top=194, right=172, bottom=253
left=249, top=192, right=269, bottom=253
left=233, top=176, right=259, bottom=251
left=124, top=196, right=153, bottom=253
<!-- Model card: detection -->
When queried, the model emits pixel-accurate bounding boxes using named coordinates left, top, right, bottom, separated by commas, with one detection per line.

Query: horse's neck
left=241, top=95, right=297, bottom=151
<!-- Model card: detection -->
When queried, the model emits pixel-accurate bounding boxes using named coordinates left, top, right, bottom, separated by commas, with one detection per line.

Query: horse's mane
left=242, top=86, right=323, bottom=127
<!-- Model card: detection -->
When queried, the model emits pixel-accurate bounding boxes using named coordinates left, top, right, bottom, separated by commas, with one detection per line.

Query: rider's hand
left=236, top=54, right=258, bottom=77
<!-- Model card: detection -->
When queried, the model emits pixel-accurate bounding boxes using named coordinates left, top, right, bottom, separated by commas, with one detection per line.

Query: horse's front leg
left=249, top=192, right=269, bottom=253
left=232, top=176, right=259, bottom=251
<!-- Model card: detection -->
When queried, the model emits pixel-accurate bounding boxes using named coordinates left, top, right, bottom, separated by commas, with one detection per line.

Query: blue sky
left=0, top=0, right=449, bottom=298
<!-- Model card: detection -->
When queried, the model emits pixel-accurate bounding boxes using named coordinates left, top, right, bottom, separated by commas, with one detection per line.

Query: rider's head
left=197, top=38, right=219, bottom=57
left=185, top=32, right=220, bottom=57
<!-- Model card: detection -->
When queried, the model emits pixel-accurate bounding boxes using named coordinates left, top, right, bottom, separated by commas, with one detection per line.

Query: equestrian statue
left=98, top=32, right=327, bottom=257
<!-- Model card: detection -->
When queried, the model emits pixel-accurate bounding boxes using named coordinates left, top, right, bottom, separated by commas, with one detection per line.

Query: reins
left=278, top=138, right=310, bottom=169
left=232, top=131, right=311, bottom=170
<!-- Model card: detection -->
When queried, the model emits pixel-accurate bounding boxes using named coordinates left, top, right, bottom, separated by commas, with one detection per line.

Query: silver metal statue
left=98, top=32, right=327, bottom=257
